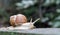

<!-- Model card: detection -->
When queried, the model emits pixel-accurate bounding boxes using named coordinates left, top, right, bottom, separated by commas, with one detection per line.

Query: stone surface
left=0, top=28, right=60, bottom=34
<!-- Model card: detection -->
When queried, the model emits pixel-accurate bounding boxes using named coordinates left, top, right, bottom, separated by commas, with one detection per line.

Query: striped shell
left=10, top=14, right=27, bottom=27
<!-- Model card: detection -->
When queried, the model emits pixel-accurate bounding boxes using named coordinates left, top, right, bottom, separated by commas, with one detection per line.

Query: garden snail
left=10, top=14, right=27, bottom=27
left=10, top=14, right=40, bottom=29
left=9, top=17, right=40, bottom=29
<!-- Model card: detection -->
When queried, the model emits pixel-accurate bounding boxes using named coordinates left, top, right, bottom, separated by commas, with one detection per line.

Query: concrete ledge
left=0, top=28, right=60, bottom=34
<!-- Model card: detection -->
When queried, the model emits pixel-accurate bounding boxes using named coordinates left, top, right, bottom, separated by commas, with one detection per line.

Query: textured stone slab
left=0, top=28, right=60, bottom=34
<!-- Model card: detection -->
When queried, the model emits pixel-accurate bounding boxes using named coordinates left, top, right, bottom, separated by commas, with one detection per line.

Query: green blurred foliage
left=0, top=32, right=42, bottom=35
left=0, top=0, right=60, bottom=28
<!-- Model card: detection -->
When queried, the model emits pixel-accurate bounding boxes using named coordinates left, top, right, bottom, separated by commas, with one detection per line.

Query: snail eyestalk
left=33, top=18, right=40, bottom=24
left=30, top=18, right=32, bottom=23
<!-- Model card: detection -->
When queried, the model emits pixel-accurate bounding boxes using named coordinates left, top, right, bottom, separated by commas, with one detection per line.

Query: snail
left=10, top=14, right=40, bottom=29
left=10, top=14, right=27, bottom=27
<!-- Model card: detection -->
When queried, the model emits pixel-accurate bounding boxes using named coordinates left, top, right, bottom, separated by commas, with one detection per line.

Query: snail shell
left=10, top=14, right=27, bottom=27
